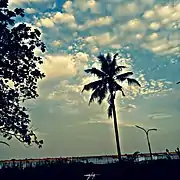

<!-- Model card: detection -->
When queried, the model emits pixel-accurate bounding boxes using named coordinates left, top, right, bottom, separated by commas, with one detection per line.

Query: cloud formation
left=148, top=113, right=173, bottom=120
left=3, top=0, right=180, bottom=159
left=27, top=0, right=180, bottom=56
left=18, top=0, right=176, bottom=105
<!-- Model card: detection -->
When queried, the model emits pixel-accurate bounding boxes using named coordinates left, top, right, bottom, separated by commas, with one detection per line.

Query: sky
left=0, top=0, right=180, bottom=160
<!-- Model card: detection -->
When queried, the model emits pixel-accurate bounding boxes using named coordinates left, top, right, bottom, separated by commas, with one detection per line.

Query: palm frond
left=108, top=53, right=118, bottom=76
left=114, top=66, right=127, bottom=74
left=84, top=68, right=107, bottom=78
left=97, top=85, right=108, bottom=104
left=107, top=104, right=113, bottom=118
left=82, top=80, right=103, bottom=92
left=107, top=91, right=116, bottom=103
left=106, top=53, right=112, bottom=63
left=111, top=53, right=118, bottom=67
left=97, top=54, right=106, bottom=62
left=97, top=54, right=109, bottom=73
left=113, top=53, right=119, bottom=60
left=88, top=85, right=108, bottom=105
left=127, top=78, right=141, bottom=87
left=107, top=94, right=111, bottom=104
left=116, top=72, right=133, bottom=81
left=88, top=88, right=100, bottom=105
left=114, top=82, right=125, bottom=96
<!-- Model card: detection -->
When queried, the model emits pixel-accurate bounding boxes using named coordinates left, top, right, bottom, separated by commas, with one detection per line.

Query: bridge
left=0, top=152, right=179, bottom=169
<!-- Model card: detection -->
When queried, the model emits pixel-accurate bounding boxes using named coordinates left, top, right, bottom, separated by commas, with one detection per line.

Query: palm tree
left=82, top=53, right=140, bottom=162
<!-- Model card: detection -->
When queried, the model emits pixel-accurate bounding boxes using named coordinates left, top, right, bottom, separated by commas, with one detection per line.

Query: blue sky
left=1, top=0, right=180, bottom=160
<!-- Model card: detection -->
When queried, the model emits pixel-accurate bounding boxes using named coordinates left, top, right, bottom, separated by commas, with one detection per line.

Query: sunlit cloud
left=9, top=0, right=180, bottom=55
left=25, top=8, right=37, bottom=14
left=9, top=0, right=56, bottom=11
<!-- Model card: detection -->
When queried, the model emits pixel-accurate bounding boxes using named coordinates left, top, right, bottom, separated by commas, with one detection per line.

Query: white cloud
left=47, top=80, right=84, bottom=104
left=74, top=52, right=89, bottom=63
left=39, top=18, right=54, bottom=28
left=62, top=0, right=73, bottom=13
left=9, top=0, right=55, bottom=10
left=148, top=33, right=159, bottom=41
left=149, top=22, right=161, bottom=30
left=148, top=113, right=173, bottom=120
left=9, top=0, right=33, bottom=5
left=15, top=0, right=176, bottom=103
left=50, top=40, right=62, bottom=47
left=41, top=54, right=76, bottom=78
left=53, top=12, right=76, bottom=24
left=84, top=32, right=116, bottom=47
left=143, top=10, right=156, bottom=19
left=151, top=44, right=170, bottom=53
left=87, top=0, right=101, bottom=14
left=80, top=16, right=113, bottom=30
left=120, top=104, right=137, bottom=112
left=25, top=8, right=37, bottom=14
left=37, top=12, right=78, bottom=30
left=28, top=0, right=180, bottom=56
left=81, top=119, right=135, bottom=127
left=124, top=74, right=173, bottom=99
left=155, top=5, right=174, bottom=18
left=127, top=19, right=144, bottom=30
left=40, top=51, right=90, bottom=80
left=113, top=2, right=140, bottom=17
left=9, top=0, right=52, bottom=4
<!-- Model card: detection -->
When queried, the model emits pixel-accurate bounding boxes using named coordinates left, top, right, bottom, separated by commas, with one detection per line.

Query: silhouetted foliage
left=0, top=0, right=45, bottom=147
left=166, top=149, right=172, bottom=160
left=132, top=151, right=140, bottom=160
left=175, top=147, right=180, bottom=159
left=82, top=53, right=140, bottom=117
left=82, top=53, right=140, bottom=161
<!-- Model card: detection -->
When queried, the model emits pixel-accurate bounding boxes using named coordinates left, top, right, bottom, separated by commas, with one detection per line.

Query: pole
left=112, top=101, right=121, bottom=162
left=146, top=132, right=153, bottom=161
left=135, top=125, right=157, bottom=161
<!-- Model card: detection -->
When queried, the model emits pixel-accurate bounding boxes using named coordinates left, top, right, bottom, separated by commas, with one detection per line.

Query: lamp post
left=0, top=141, right=10, bottom=147
left=135, top=125, right=157, bottom=161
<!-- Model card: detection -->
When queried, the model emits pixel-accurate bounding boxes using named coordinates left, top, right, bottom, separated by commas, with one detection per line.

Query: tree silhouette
left=82, top=53, right=140, bottom=161
left=0, top=0, right=45, bottom=147
left=133, top=151, right=140, bottom=161
left=165, top=149, right=171, bottom=160
left=175, top=147, right=180, bottom=159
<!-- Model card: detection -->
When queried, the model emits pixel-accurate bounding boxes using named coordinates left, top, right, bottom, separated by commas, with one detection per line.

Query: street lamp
left=135, top=125, right=157, bottom=161
left=0, top=141, right=10, bottom=147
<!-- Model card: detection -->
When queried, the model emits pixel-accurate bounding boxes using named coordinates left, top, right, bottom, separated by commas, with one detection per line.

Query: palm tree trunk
left=111, top=98, right=122, bottom=162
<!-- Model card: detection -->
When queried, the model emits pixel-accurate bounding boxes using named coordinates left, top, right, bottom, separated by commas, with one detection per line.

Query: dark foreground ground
left=0, top=159, right=180, bottom=180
